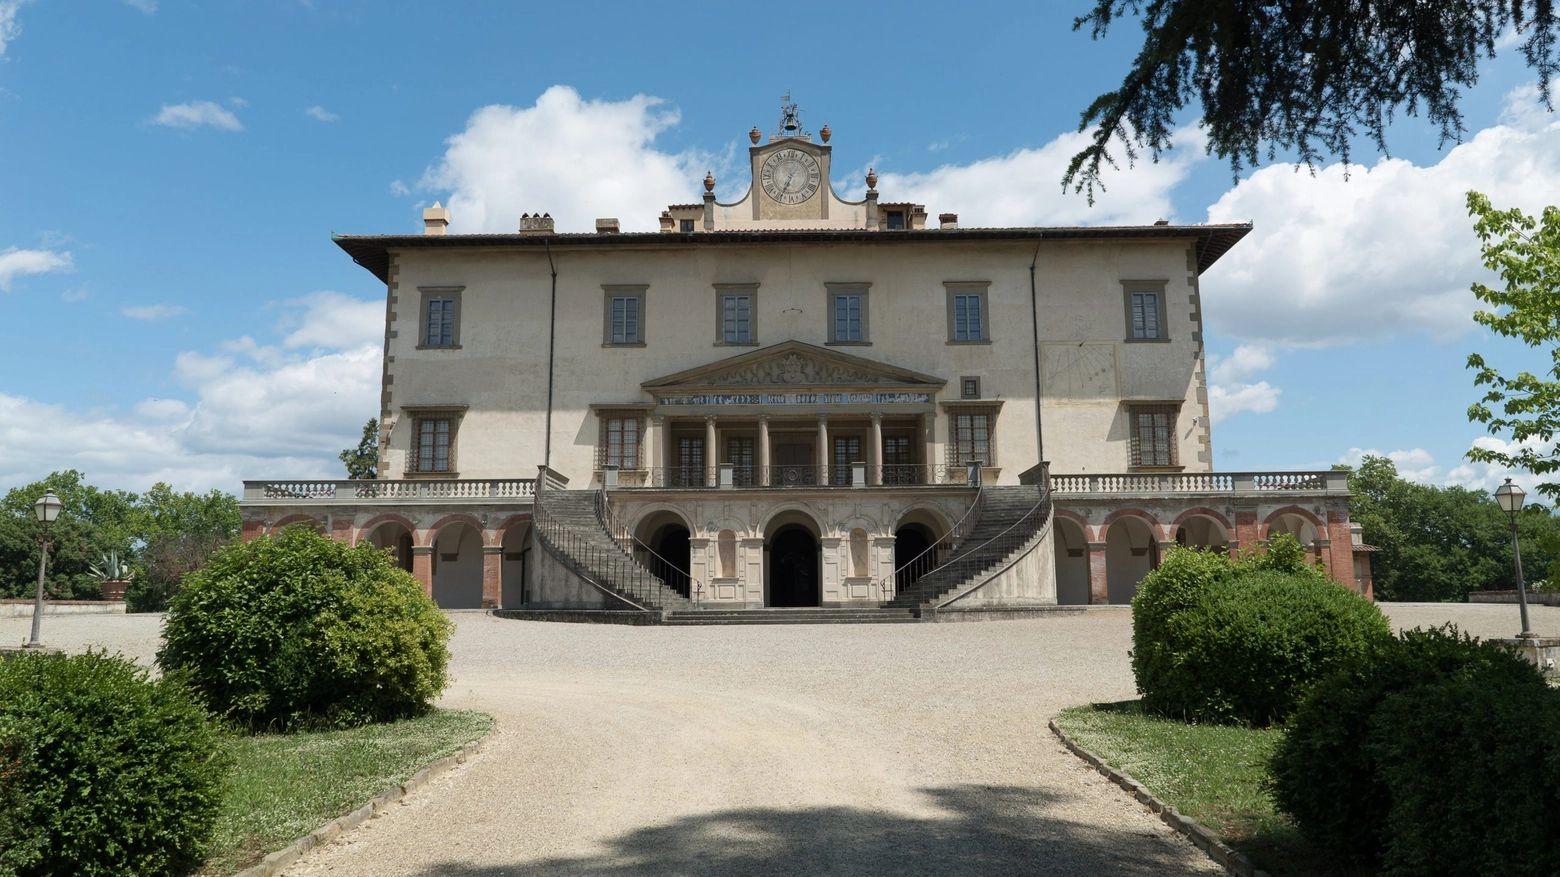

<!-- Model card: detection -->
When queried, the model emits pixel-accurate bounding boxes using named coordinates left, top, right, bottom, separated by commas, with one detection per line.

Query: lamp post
left=28, top=491, right=62, bottom=649
left=1493, top=478, right=1536, bottom=639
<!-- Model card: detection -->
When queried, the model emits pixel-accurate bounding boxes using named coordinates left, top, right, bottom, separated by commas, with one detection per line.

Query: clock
left=761, top=148, right=822, bottom=205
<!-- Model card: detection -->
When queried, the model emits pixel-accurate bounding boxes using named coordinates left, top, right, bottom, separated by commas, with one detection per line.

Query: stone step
left=663, top=609, right=919, bottom=625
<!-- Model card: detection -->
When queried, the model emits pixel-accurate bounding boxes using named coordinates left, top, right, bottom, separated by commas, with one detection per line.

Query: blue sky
left=0, top=0, right=1556, bottom=495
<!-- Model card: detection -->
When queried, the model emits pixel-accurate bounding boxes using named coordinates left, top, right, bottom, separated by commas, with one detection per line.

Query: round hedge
left=1269, top=626, right=1560, bottom=875
left=1132, top=537, right=1392, bottom=726
left=158, top=524, right=452, bottom=731
left=0, top=650, right=230, bottom=876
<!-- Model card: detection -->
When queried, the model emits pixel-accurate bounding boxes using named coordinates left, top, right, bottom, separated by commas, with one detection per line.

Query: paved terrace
left=7, top=603, right=1548, bottom=875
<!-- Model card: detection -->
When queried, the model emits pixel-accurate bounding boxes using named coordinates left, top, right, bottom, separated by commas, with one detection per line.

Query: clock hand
left=784, top=169, right=796, bottom=191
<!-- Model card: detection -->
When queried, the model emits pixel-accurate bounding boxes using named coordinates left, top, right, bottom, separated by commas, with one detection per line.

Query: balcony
left=604, top=463, right=984, bottom=489
left=241, top=478, right=537, bottom=504
left=1049, top=471, right=1349, bottom=498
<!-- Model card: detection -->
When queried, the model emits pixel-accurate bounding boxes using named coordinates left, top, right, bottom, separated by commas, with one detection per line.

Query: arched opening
left=768, top=525, right=820, bottom=607
left=634, top=510, right=693, bottom=598
left=431, top=522, right=484, bottom=609
left=893, top=524, right=934, bottom=590
left=1174, top=515, right=1230, bottom=553
left=500, top=523, right=531, bottom=608
left=362, top=521, right=414, bottom=573
left=1053, top=517, right=1091, bottom=605
left=1105, top=515, right=1159, bottom=604
left=1267, top=513, right=1323, bottom=562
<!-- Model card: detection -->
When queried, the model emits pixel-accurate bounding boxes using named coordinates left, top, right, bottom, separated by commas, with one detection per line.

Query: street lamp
left=1493, top=478, right=1536, bottom=639
left=28, top=491, right=62, bottom=649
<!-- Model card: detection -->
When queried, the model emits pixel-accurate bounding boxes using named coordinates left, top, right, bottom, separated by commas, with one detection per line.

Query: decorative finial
left=866, top=167, right=877, bottom=190
left=749, top=126, right=761, bottom=144
left=819, top=124, right=831, bottom=143
left=704, top=171, right=715, bottom=193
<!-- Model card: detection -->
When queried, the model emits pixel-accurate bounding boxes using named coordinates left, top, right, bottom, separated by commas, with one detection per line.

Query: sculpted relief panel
left=710, top=353, right=879, bottom=387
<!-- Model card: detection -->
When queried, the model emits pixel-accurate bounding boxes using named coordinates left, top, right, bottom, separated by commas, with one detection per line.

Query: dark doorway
left=893, top=525, right=934, bottom=591
left=769, top=526, right=820, bottom=607
left=651, top=525, right=692, bottom=598
left=774, top=443, right=815, bottom=486
left=394, top=531, right=414, bottom=573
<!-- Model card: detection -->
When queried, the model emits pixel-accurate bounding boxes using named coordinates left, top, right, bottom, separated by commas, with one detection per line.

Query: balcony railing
left=1049, top=471, right=1348, bottom=496
left=612, top=463, right=981, bottom=489
left=242, top=478, right=537, bottom=503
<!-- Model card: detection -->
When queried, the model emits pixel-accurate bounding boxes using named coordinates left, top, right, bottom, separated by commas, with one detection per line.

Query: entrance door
left=769, top=527, right=820, bottom=607
left=774, top=443, right=814, bottom=487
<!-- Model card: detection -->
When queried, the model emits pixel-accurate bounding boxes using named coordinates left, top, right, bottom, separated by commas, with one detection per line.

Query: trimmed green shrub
left=1269, top=626, right=1560, bottom=875
left=1132, top=535, right=1392, bottom=725
left=158, top=524, right=452, bottom=731
left=0, top=650, right=230, bottom=877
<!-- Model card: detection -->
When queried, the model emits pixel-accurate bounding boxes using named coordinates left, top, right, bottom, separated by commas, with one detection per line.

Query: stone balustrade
left=241, top=478, right=537, bottom=503
left=1050, top=470, right=1348, bottom=497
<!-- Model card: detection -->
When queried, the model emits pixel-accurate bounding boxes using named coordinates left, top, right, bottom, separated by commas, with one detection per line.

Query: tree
left=1466, top=191, right=1560, bottom=500
left=1065, top=2, right=1558, bottom=199
left=340, top=418, right=378, bottom=480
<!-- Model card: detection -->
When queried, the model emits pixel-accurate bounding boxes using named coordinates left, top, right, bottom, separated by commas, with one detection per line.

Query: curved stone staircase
left=534, top=490, right=692, bottom=612
left=885, top=484, right=1051, bottom=612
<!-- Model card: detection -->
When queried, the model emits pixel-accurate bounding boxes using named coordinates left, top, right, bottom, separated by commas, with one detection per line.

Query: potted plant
left=90, top=549, right=133, bottom=602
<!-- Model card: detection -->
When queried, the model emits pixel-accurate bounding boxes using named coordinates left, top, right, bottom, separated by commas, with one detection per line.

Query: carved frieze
left=709, top=353, right=879, bottom=386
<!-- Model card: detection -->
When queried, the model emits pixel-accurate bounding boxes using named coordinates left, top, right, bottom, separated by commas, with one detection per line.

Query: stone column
left=411, top=546, right=434, bottom=598
left=704, top=415, right=718, bottom=486
left=817, top=414, right=830, bottom=486
left=869, top=412, right=883, bottom=485
left=758, top=414, right=771, bottom=487
left=647, top=414, right=663, bottom=481
left=482, top=546, right=503, bottom=608
left=1087, top=541, right=1108, bottom=604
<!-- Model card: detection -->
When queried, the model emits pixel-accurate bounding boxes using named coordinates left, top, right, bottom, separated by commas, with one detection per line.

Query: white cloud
left=121, top=0, right=155, bottom=12
left=420, top=85, right=716, bottom=233
left=60, top=286, right=88, bottom=303
left=0, top=246, right=72, bottom=291
left=1206, top=344, right=1281, bottom=424
left=1339, top=446, right=1445, bottom=484
left=389, top=179, right=410, bottom=196
left=0, top=295, right=383, bottom=493
left=121, top=303, right=190, bottom=320
left=0, top=1, right=28, bottom=58
left=304, top=105, right=339, bottom=122
left=1203, top=84, right=1560, bottom=347
left=1337, top=438, right=1552, bottom=498
left=152, top=100, right=244, bottom=131
left=842, top=126, right=1207, bottom=228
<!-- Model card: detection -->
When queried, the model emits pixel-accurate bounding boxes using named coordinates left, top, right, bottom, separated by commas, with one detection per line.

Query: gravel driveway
left=5, top=602, right=1554, bottom=876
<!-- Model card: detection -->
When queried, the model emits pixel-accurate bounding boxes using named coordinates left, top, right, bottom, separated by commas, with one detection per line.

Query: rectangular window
left=414, top=417, right=453, bottom=473
left=886, top=211, right=905, bottom=230
left=602, top=286, right=646, bottom=346
left=833, top=436, right=862, bottom=486
left=945, top=283, right=990, bottom=343
left=722, top=294, right=752, bottom=343
left=599, top=415, right=642, bottom=469
left=952, top=413, right=991, bottom=466
left=1123, top=282, right=1169, bottom=342
left=883, top=435, right=912, bottom=465
left=727, top=437, right=754, bottom=486
left=417, top=287, right=463, bottom=348
left=961, top=376, right=982, bottom=399
left=834, top=294, right=862, bottom=341
left=1130, top=406, right=1178, bottom=467
left=680, top=219, right=695, bottom=233
left=677, top=437, right=706, bottom=487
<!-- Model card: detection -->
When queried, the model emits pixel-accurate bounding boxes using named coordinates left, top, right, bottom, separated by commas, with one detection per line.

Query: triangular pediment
left=642, top=341, right=945, bottom=392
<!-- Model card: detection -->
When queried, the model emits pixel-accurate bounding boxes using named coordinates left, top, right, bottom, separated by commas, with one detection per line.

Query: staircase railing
left=877, top=486, right=987, bottom=602
left=930, top=487, right=1052, bottom=609
left=595, top=487, right=706, bottom=604
left=532, top=471, right=665, bottom=610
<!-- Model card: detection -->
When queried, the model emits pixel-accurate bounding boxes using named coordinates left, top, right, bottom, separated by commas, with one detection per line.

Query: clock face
left=760, top=148, right=822, bottom=205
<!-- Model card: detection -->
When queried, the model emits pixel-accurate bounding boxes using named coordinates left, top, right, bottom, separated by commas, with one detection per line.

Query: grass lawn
left=197, top=709, right=494, bottom=876
left=1054, top=702, right=1363, bottom=877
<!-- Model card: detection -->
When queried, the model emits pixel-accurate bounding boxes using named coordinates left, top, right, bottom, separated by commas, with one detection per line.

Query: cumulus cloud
left=1337, top=437, right=1552, bottom=497
left=0, top=246, right=72, bottom=291
left=0, top=294, right=383, bottom=493
left=1202, top=84, right=1560, bottom=347
left=0, top=1, right=27, bottom=57
left=121, top=0, right=155, bottom=13
left=1338, top=446, right=1445, bottom=484
left=1206, top=344, right=1281, bottom=424
left=152, top=100, right=244, bottom=131
left=303, top=105, right=338, bottom=122
left=121, top=303, right=190, bottom=320
left=841, top=126, right=1208, bottom=227
left=420, top=85, right=716, bottom=233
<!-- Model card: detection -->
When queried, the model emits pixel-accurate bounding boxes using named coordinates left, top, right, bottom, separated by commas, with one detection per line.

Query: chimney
left=1153, top=218, right=1170, bottom=226
left=422, top=202, right=450, bottom=235
left=518, top=212, right=554, bottom=234
left=595, top=218, right=621, bottom=234
left=939, top=213, right=959, bottom=230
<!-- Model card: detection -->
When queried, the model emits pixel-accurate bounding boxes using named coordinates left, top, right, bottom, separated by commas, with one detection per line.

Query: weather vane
left=777, top=91, right=807, bottom=138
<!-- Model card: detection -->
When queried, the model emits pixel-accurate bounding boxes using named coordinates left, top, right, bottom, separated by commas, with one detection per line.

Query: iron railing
left=619, top=464, right=977, bottom=489
left=927, top=488, right=1051, bottom=609
left=877, top=488, right=987, bottom=600
left=530, top=479, right=670, bottom=610
left=595, top=487, right=705, bottom=603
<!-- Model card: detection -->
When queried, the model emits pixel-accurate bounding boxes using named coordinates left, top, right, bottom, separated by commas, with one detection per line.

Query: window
left=950, top=412, right=992, bottom=466
left=833, top=436, right=861, bottom=486
left=598, top=414, right=643, bottom=469
left=676, top=436, right=706, bottom=487
left=961, top=376, right=982, bottom=399
left=1129, top=405, right=1178, bottom=467
left=826, top=284, right=870, bottom=344
left=602, top=286, right=646, bottom=346
left=715, top=284, right=758, bottom=344
left=727, top=437, right=754, bottom=486
left=680, top=219, right=695, bottom=233
left=945, top=283, right=990, bottom=343
left=1123, top=282, right=1169, bottom=342
left=413, top=417, right=454, bottom=473
left=417, top=287, right=463, bottom=348
left=886, top=210, right=905, bottom=230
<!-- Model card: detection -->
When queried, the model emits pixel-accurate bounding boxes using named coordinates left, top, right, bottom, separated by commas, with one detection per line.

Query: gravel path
left=5, top=601, right=1555, bottom=876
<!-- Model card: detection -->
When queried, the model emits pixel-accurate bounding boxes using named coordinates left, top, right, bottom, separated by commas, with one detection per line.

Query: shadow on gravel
left=418, top=784, right=1204, bottom=876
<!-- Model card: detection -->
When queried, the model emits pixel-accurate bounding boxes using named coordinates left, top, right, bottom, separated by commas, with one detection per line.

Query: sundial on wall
left=1042, top=343, right=1118, bottom=400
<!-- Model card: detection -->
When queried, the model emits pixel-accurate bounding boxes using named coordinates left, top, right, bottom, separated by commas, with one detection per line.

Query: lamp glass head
left=1495, top=478, right=1526, bottom=514
left=33, top=491, right=63, bottom=524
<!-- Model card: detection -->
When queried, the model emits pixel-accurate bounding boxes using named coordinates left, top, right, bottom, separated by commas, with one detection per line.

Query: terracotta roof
left=332, top=223, right=1253, bottom=284
left=1353, top=543, right=1382, bottom=553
